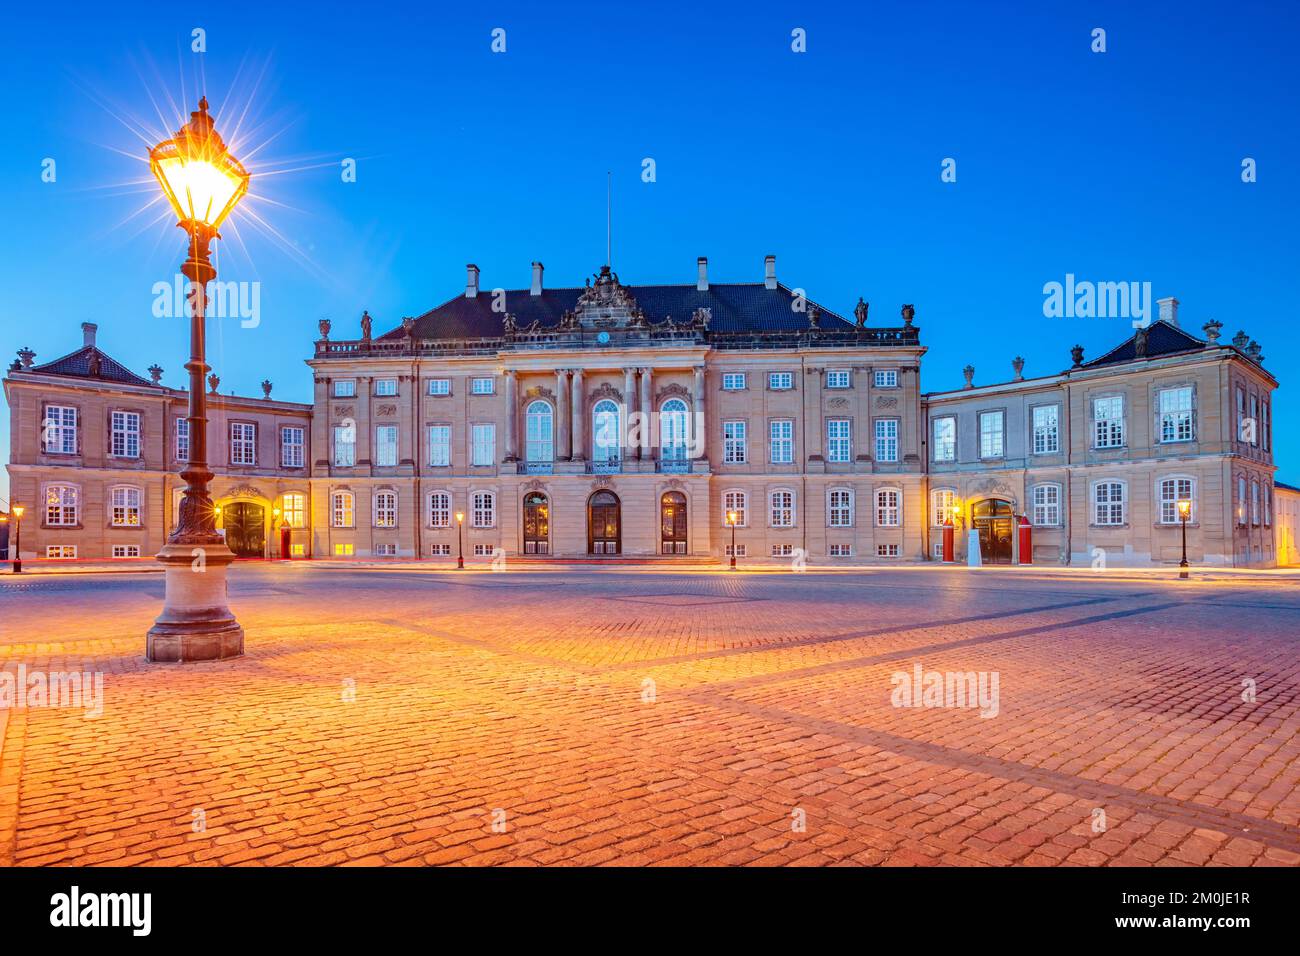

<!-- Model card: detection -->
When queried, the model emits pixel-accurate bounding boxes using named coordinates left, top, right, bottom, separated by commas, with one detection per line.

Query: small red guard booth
left=1017, top=515, right=1032, bottom=564
left=942, top=519, right=955, bottom=563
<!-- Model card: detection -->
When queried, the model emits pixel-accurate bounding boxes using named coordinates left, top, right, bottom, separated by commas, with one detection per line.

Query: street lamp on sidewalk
left=456, top=511, right=465, bottom=569
left=1178, top=498, right=1192, bottom=579
left=726, top=510, right=738, bottom=570
left=145, top=97, right=250, bottom=663
left=3, top=506, right=22, bottom=573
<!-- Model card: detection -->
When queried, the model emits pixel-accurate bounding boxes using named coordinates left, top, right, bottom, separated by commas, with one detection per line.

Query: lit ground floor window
left=334, top=543, right=354, bottom=556
left=46, top=545, right=77, bottom=559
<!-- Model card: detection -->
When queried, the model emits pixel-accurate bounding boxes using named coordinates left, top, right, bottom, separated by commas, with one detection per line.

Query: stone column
left=639, top=368, right=652, bottom=461
left=692, top=365, right=707, bottom=464
left=504, top=370, right=518, bottom=461
left=624, top=367, right=638, bottom=460
left=555, top=368, right=570, bottom=460
left=570, top=368, right=585, bottom=461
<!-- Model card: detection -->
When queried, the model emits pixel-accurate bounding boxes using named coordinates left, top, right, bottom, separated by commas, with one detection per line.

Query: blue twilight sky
left=1, top=0, right=1297, bottom=504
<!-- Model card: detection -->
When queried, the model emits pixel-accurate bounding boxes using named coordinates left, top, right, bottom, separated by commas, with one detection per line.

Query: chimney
left=764, top=255, right=777, bottom=289
left=1157, top=296, right=1179, bottom=328
left=697, top=256, right=709, bottom=292
left=531, top=261, right=544, bottom=296
left=465, top=264, right=480, bottom=298
left=81, top=322, right=98, bottom=348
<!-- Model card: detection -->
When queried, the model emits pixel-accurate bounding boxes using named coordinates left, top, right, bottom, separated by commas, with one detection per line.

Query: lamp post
left=1178, top=498, right=1192, bottom=579
left=145, top=97, right=250, bottom=663
left=456, top=511, right=465, bottom=569
left=271, top=506, right=282, bottom=559
left=726, top=510, right=738, bottom=570
left=5, top=506, right=22, bottom=573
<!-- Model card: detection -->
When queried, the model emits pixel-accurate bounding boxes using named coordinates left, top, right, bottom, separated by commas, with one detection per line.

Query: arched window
left=110, top=486, right=142, bottom=527
left=1157, top=477, right=1194, bottom=524
left=828, top=488, right=854, bottom=527
left=723, top=490, right=748, bottom=527
left=1093, top=481, right=1125, bottom=526
left=45, top=484, right=79, bottom=526
left=526, top=400, right=554, bottom=463
left=592, top=399, right=621, bottom=462
left=932, top=489, right=957, bottom=526
left=1251, top=480, right=1261, bottom=526
left=428, top=492, right=451, bottom=528
left=331, top=491, right=354, bottom=528
left=660, top=398, right=689, bottom=461
left=875, top=489, right=901, bottom=527
left=770, top=490, right=795, bottom=527
left=374, top=491, right=397, bottom=528
left=472, top=491, right=496, bottom=528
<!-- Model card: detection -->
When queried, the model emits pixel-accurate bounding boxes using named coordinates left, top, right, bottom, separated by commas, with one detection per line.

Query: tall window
left=979, top=411, right=1005, bottom=458
left=472, top=491, right=495, bottom=528
left=526, top=401, right=554, bottom=462
left=230, top=422, right=256, bottom=465
left=770, top=490, right=795, bottom=527
left=770, top=420, right=794, bottom=464
left=932, top=489, right=957, bottom=525
left=110, top=486, right=141, bottom=527
left=1249, top=396, right=1259, bottom=446
left=1158, top=387, right=1194, bottom=443
left=374, top=379, right=397, bottom=397
left=932, top=417, right=955, bottom=462
left=1251, top=480, right=1260, bottom=525
left=375, top=425, right=398, bottom=467
left=281, top=493, right=306, bottom=528
left=333, top=424, right=356, bottom=466
left=660, top=399, right=689, bottom=461
left=428, top=492, right=451, bottom=528
left=331, top=491, right=354, bottom=528
left=111, top=411, right=141, bottom=458
left=1032, top=405, right=1059, bottom=454
left=828, top=489, right=853, bottom=527
left=1094, top=396, right=1125, bottom=448
left=723, top=490, right=747, bottom=526
left=874, top=419, right=899, bottom=462
left=281, top=426, right=304, bottom=468
left=43, top=406, right=76, bottom=454
left=374, top=491, right=397, bottom=528
left=428, top=425, right=451, bottom=467
left=723, top=421, right=747, bottom=463
left=175, top=418, right=190, bottom=462
left=1032, top=484, right=1061, bottom=526
left=875, top=489, right=901, bottom=527
left=333, top=380, right=356, bottom=397
left=1158, top=477, right=1194, bottom=524
left=1093, top=481, right=1125, bottom=525
left=471, top=424, right=496, bottom=466
left=826, top=419, right=851, bottom=463
left=1236, top=388, right=1247, bottom=442
left=46, top=485, right=79, bottom=525
left=1237, top=476, right=1248, bottom=525
left=592, top=400, right=620, bottom=461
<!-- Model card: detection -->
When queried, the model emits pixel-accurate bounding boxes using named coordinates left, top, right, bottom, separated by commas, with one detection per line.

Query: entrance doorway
left=588, top=491, right=621, bottom=554
left=523, top=492, right=550, bottom=554
left=223, top=501, right=266, bottom=558
left=972, top=498, right=1014, bottom=564
left=660, top=491, right=687, bottom=554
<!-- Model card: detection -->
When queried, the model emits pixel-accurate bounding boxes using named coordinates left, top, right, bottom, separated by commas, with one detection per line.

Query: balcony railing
left=655, top=458, right=691, bottom=474
left=520, top=461, right=554, bottom=475
left=587, top=459, right=622, bottom=475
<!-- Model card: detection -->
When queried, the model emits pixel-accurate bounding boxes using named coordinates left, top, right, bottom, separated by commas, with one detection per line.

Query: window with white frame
left=828, top=489, right=853, bottom=527
left=1093, top=481, right=1126, bottom=525
left=430, top=543, right=451, bottom=556
left=768, top=371, right=793, bottom=390
left=770, top=490, right=795, bottom=527
left=770, top=420, right=794, bottom=464
left=470, top=377, right=495, bottom=395
left=471, top=424, right=496, bottom=466
left=1251, top=480, right=1260, bottom=525
left=875, top=489, right=901, bottom=527
left=932, top=417, right=955, bottom=462
left=1032, top=484, right=1061, bottom=526
left=826, top=369, right=850, bottom=389
left=1093, top=396, right=1125, bottom=448
left=526, top=401, right=554, bottom=462
left=722, top=372, right=746, bottom=391
left=46, top=546, right=77, bottom=559
left=428, top=378, right=450, bottom=396
left=592, top=400, right=620, bottom=462
left=1249, top=396, right=1259, bottom=446
left=375, top=425, right=398, bottom=467
left=230, top=422, right=256, bottom=465
left=979, top=411, right=1005, bottom=458
left=43, top=405, right=76, bottom=454
left=428, top=425, right=451, bottom=467
left=112, top=545, right=140, bottom=559
left=1158, top=477, right=1194, bottom=524
left=1236, top=388, right=1247, bottom=442
left=874, top=419, right=899, bottom=462
left=932, top=489, right=957, bottom=526
left=333, top=380, right=356, bottom=398
left=281, top=492, right=306, bottom=528
left=723, top=490, right=748, bottom=526
left=877, top=544, right=900, bottom=558
left=331, top=491, right=354, bottom=527
left=1265, top=484, right=1272, bottom=525
left=374, top=491, right=397, bottom=528
left=374, top=378, right=397, bottom=397
left=659, top=399, right=689, bottom=461
left=472, top=491, right=495, bottom=528
left=375, top=544, right=397, bottom=556
left=280, top=426, right=304, bottom=468
left=725, top=544, right=747, bottom=557
left=1237, top=476, right=1248, bottom=525
left=473, top=543, right=494, bottom=557
left=723, top=421, right=747, bottom=463
left=110, top=486, right=141, bottom=527
left=829, top=544, right=853, bottom=557
left=45, top=484, right=78, bottom=525
left=826, top=419, right=851, bottom=463
left=333, top=424, right=356, bottom=466
left=1032, top=405, right=1060, bottom=454
left=771, top=543, right=794, bottom=557
left=1158, top=387, right=1194, bottom=443
left=429, top=492, right=451, bottom=528
left=874, top=369, right=898, bottom=388
left=175, top=418, right=190, bottom=462
left=111, top=411, right=141, bottom=458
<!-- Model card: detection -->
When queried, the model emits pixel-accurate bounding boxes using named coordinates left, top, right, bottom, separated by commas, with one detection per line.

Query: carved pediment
left=226, top=484, right=266, bottom=500
left=590, top=476, right=617, bottom=490
left=572, top=265, right=647, bottom=330
left=588, top=382, right=623, bottom=404
left=522, top=479, right=548, bottom=492
left=655, top=383, right=691, bottom=405
left=523, top=386, right=556, bottom=401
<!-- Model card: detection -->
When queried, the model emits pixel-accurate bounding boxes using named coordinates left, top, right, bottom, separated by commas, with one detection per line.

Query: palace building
left=3, top=257, right=1284, bottom=567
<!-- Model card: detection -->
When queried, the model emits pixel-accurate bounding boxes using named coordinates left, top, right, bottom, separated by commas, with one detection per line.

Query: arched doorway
left=588, top=490, right=621, bottom=554
left=660, top=491, right=687, bottom=554
left=223, top=501, right=266, bottom=558
left=972, top=498, right=1014, bottom=564
left=523, top=492, right=550, bottom=554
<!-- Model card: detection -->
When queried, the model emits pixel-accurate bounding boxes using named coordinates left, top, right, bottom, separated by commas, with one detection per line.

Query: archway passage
left=224, top=501, right=266, bottom=558
left=660, top=491, right=687, bottom=554
left=588, top=490, right=621, bottom=555
left=523, top=492, right=550, bottom=555
left=972, top=498, right=1014, bottom=564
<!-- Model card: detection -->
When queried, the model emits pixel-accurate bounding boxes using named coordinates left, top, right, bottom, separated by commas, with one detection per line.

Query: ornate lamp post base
left=146, top=541, right=245, bottom=662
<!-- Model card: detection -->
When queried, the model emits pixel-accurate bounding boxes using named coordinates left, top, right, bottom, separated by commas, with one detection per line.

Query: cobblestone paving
left=1, top=565, right=1298, bottom=867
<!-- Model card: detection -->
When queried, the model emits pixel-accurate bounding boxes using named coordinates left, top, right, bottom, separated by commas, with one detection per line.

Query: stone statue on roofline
left=854, top=298, right=869, bottom=327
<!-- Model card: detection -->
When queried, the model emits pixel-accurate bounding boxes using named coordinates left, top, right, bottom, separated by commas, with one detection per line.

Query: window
left=334, top=543, right=354, bottom=556
left=331, top=491, right=354, bottom=528
left=770, top=420, right=794, bottom=464
left=1263, top=401, right=1271, bottom=451
left=43, top=405, right=76, bottom=454
left=429, top=492, right=451, bottom=528
left=875, top=489, right=901, bottom=527
left=526, top=401, right=554, bottom=462
left=770, top=490, right=795, bottom=527
left=110, top=486, right=141, bottom=527
left=1251, top=480, right=1260, bottom=526
left=333, top=380, right=356, bottom=398
left=1032, top=484, right=1061, bottom=526
left=471, top=377, right=495, bottom=395
left=1249, top=396, right=1259, bottom=446
left=829, top=544, right=853, bottom=557
left=874, top=369, right=898, bottom=389
left=374, top=491, right=397, bottom=528
left=874, top=419, right=899, bottom=462
left=281, top=493, right=306, bottom=528
left=374, top=379, right=397, bottom=397
left=471, top=424, right=496, bottom=466
left=45, top=485, right=78, bottom=526
left=112, top=545, right=140, bottom=559
left=45, top=546, right=77, bottom=559
left=280, top=426, right=304, bottom=468
left=932, top=417, right=955, bottom=462
left=333, top=424, right=356, bottom=467
left=1032, top=405, right=1060, bottom=454
left=430, top=543, right=452, bottom=556
left=175, top=418, right=190, bottom=462
left=1094, top=396, right=1125, bottom=448
left=826, top=369, right=850, bottom=389
left=1237, top=476, right=1248, bottom=525
left=723, top=490, right=748, bottom=526
left=828, top=489, right=854, bottom=527
left=933, top=542, right=946, bottom=560
left=291, top=543, right=306, bottom=557
left=722, top=373, right=746, bottom=391
left=375, top=544, right=397, bottom=556
left=428, top=378, right=450, bottom=396
left=375, top=425, right=398, bottom=467
left=725, top=544, right=747, bottom=557
left=723, top=421, right=747, bottom=463
left=1236, top=388, right=1247, bottom=442
left=1265, top=484, right=1272, bottom=526
left=659, top=399, right=689, bottom=461
left=473, top=544, right=494, bottom=557
left=932, top=489, right=957, bottom=526
left=472, top=491, right=495, bottom=528
left=230, top=422, right=256, bottom=466
left=1158, top=477, right=1194, bottom=524
left=428, top=425, right=451, bottom=467
left=110, top=411, right=141, bottom=458
left=1158, top=387, right=1194, bottom=443
left=877, top=544, right=900, bottom=558
left=771, top=544, right=794, bottom=557
left=979, top=411, right=1005, bottom=458
left=768, top=372, right=793, bottom=390
left=592, top=401, right=620, bottom=462
left=1093, top=481, right=1125, bottom=525
left=826, top=419, right=851, bottom=463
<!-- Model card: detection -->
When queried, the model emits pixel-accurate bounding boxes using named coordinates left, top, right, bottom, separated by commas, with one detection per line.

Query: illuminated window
left=110, top=486, right=141, bottom=527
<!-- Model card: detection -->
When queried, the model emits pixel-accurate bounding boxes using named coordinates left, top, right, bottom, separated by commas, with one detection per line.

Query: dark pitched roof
left=1082, top=320, right=1207, bottom=368
left=1275, top=480, right=1300, bottom=493
left=28, top=346, right=157, bottom=387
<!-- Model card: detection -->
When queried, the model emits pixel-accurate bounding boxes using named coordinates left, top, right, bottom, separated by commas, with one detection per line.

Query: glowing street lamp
left=3, top=505, right=22, bottom=573
left=456, top=512, right=466, bottom=569
left=726, top=510, right=738, bottom=570
left=1178, top=498, right=1192, bottom=579
left=144, top=97, right=250, bottom=663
